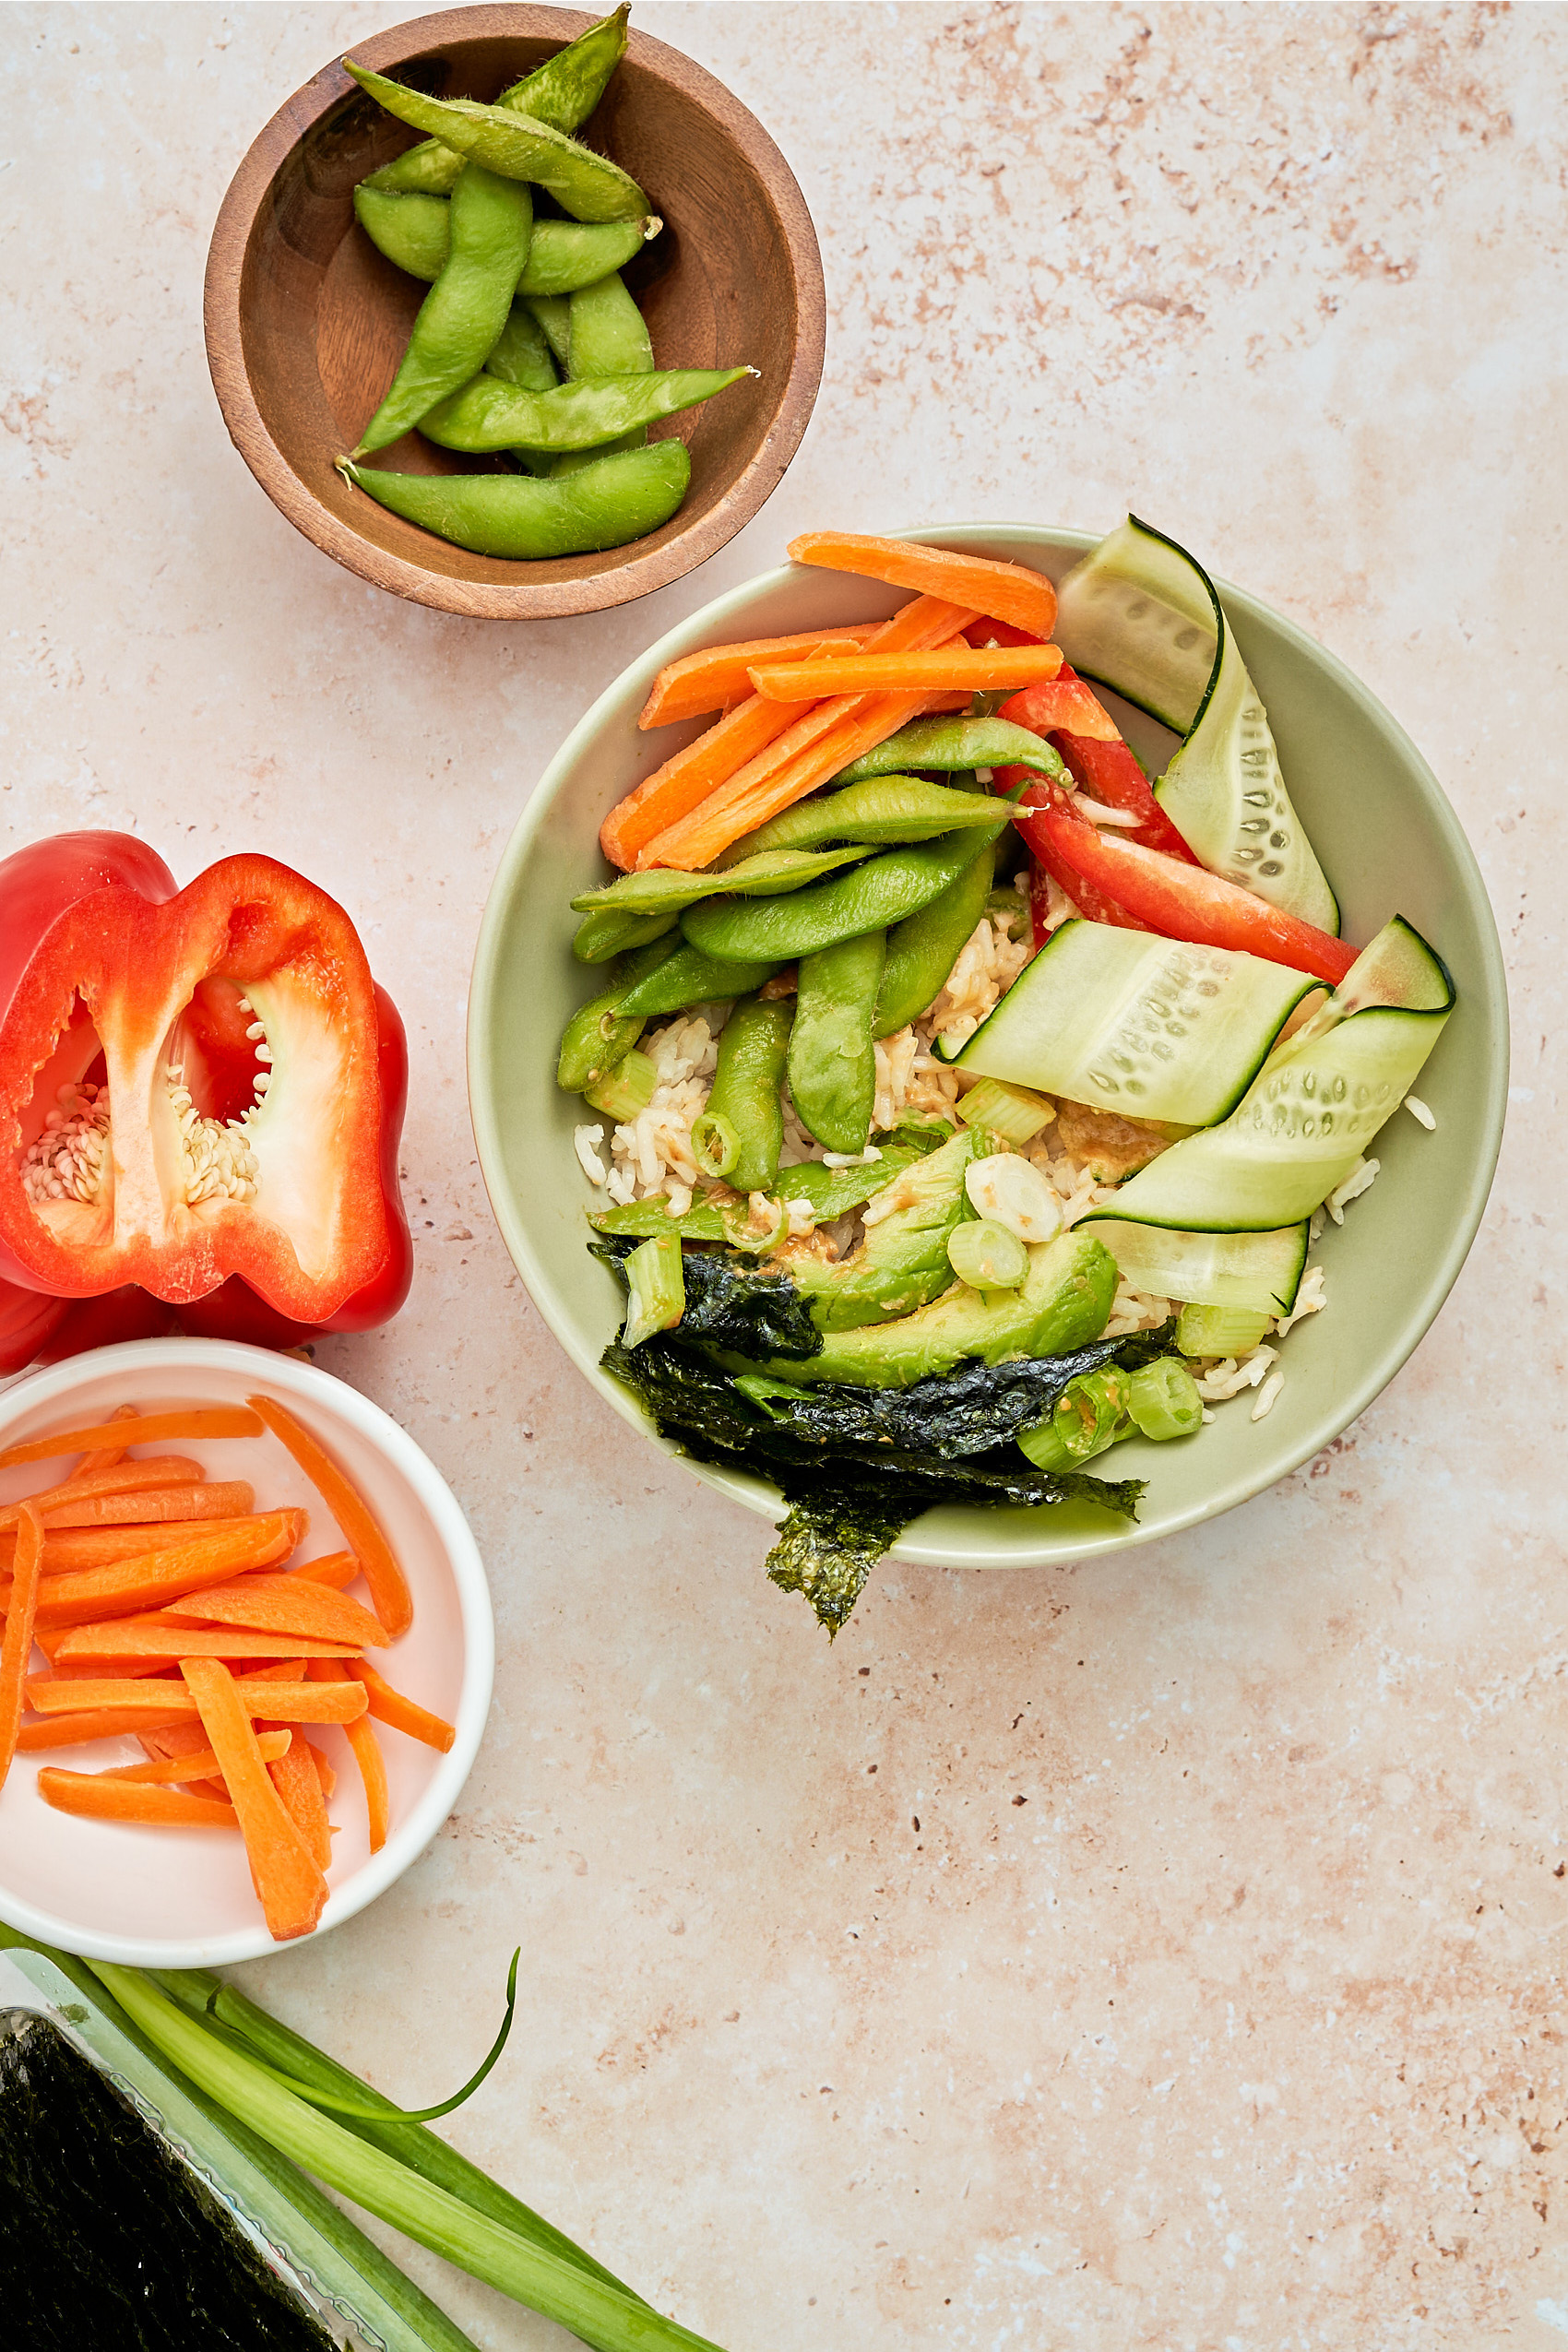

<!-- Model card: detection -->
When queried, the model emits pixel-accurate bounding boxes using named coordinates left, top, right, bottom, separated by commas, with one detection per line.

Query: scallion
left=622, top=1230, right=685, bottom=1348
left=1126, top=1356, right=1204, bottom=1441
left=689, top=1109, right=739, bottom=1179
left=956, top=1076, right=1055, bottom=1146
left=584, top=1048, right=658, bottom=1121
left=1174, top=1302, right=1269, bottom=1359
left=1016, top=1366, right=1131, bottom=1471
left=946, top=1218, right=1028, bottom=1291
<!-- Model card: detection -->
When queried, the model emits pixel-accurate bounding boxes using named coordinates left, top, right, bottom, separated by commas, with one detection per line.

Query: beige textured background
left=4, top=4, right=1566, bottom=2346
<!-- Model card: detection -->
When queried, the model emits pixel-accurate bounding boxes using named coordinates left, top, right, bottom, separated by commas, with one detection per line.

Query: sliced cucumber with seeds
left=1055, top=516, right=1340, bottom=934
left=1087, top=917, right=1455, bottom=1233
left=944, top=918, right=1318, bottom=1129
left=1090, top=1219, right=1308, bottom=1319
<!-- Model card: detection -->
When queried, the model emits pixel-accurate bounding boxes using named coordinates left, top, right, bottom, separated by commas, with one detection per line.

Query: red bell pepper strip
left=1001, top=672, right=1200, bottom=864
left=1004, top=777, right=1359, bottom=986
left=1006, top=779, right=1150, bottom=938
left=0, top=837, right=412, bottom=1358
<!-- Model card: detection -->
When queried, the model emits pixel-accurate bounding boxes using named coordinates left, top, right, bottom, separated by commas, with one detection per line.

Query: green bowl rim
left=468, top=522, right=1509, bottom=1568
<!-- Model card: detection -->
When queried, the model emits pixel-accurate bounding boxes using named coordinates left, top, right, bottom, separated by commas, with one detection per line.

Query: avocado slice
left=718, top=1229, right=1120, bottom=1390
left=789, top=1127, right=992, bottom=1331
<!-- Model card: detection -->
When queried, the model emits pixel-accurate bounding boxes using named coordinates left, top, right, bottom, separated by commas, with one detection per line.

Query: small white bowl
left=0, top=1337, right=493, bottom=1966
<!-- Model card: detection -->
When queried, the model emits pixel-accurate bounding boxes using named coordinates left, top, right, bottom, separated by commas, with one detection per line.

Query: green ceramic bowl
left=468, top=525, right=1508, bottom=1567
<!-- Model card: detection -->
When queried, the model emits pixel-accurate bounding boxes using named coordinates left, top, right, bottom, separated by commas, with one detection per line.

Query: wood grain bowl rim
left=203, top=5, right=826, bottom=621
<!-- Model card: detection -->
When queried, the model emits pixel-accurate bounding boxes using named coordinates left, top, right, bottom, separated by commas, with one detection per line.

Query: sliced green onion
left=689, top=1109, right=739, bottom=1179
left=946, top=1218, right=1028, bottom=1290
left=90, top=1966, right=729, bottom=2352
left=583, top=1048, right=658, bottom=1121
left=1127, top=1356, right=1204, bottom=1441
left=622, top=1231, right=685, bottom=1348
left=1017, top=1367, right=1131, bottom=1471
left=963, top=1151, right=1061, bottom=1242
left=956, top=1077, right=1055, bottom=1146
left=1174, top=1302, right=1269, bottom=1359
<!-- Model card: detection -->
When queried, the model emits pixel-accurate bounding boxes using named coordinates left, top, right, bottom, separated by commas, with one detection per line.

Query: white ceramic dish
left=0, top=1337, right=493, bottom=1967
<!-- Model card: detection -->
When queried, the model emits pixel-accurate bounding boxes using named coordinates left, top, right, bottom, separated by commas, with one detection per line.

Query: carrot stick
left=26, top=1674, right=367, bottom=1722
left=0, top=1507, right=44, bottom=1790
left=788, top=531, right=1060, bottom=639
left=643, top=685, right=972, bottom=872
left=600, top=693, right=823, bottom=871
left=36, top=1480, right=255, bottom=1531
left=310, top=1659, right=388, bottom=1851
left=53, top=1615, right=360, bottom=1665
left=37, top=1769, right=242, bottom=1829
left=160, top=1574, right=388, bottom=1650
left=182, top=1658, right=328, bottom=1938
left=637, top=627, right=877, bottom=730
left=19, top=1705, right=201, bottom=1750
left=0, top=1457, right=208, bottom=1533
left=0, top=1516, right=294, bottom=1578
left=287, top=1551, right=359, bottom=1590
left=748, top=645, right=1063, bottom=701
left=352, top=1656, right=457, bottom=1753
left=75, top=1402, right=141, bottom=1478
left=248, top=1396, right=411, bottom=1641
left=101, top=1730, right=293, bottom=1784
left=605, top=594, right=977, bottom=871
left=308, top=1740, right=338, bottom=1801
left=0, top=1408, right=263, bottom=1468
left=21, top=1514, right=304, bottom=1632
left=262, top=1726, right=333, bottom=1868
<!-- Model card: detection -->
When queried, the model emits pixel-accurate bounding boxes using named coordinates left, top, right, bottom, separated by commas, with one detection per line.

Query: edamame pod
left=355, top=162, right=533, bottom=455
left=552, top=268, right=656, bottom=471
left=835, top=717, right=1072, bottom=784
left=706, top=999, right=794, bottom=1192
left=682, top=824, right=1011, bottom=966
left=419, top=365, right=754, bottom=455
left=361, top=6, right=629, bottom=194
left=571, top=844, right=871, bottom=922
left=355, top=192, right=659, bottom=296
left=485, top=302, right=560, bottom=477
left=345, top=63, right=650, bottom=221
left=338, top=442, right=692, bottom=560
left=789, top=932, right=886, bottom=1155
left=875, top=838, right=996, bottom=1037
left=721, top=776, right=1001, bottom=862
left=525, top=295, right=573, bottom=369
left=571, top=909, right=679, bottom=965
left=616, top=944, right=782, bottom=1021
left=556, top=933, right=679, bottom=1091
left=353, top=185, right=451, bottom=280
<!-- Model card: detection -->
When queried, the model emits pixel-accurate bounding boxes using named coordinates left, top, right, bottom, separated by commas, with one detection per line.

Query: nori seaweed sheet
left=601, top=1335, right=1148, bottom=1636
left=0, top=2013, right=334, bottom=2352
left=590, top=1233, right=823, bottom=1360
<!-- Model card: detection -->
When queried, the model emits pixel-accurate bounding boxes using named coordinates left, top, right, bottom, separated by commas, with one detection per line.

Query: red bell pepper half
left=0, top=834, right=411, bottom=1371
left=1003, top=779, right=1359, bottom=987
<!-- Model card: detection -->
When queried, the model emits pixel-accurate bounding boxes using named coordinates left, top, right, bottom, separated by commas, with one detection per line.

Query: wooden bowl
left=204, top=6, right=825, bottom=620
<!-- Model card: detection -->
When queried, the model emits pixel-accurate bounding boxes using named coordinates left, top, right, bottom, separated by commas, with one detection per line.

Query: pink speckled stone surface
left=4, top=6, right=1564, bottom=2346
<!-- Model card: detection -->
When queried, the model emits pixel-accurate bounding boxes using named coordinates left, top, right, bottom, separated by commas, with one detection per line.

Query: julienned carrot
left=75, top=1403, right=141, bottom=1478
left=182, top=1659, right=327, bottom=1939
left=288, top=1551, right=359, bottom=1590
left=53, top=1615, right=360, bottom=1665
left=102, top=1730, right=293, bottom=1784
left=637, top=626, right=876, bottom=731
left=0, top=1456, right=208, bottom=1532
left=311, top=1659, right=389, bottom=1851
left=37, top=1770, right=242, bottom=1829
left=643, top=685, right=971, bottom=872
left=23, top=1513, right=304, bottom=1632
left=353, top=1656, right=457, bottom=1753
left=0, top=1506, right=44, bottom=1788
left=26, top=1674, right=367, bottom=1723
left=162, top=1574, right=388, bottom=1651
left=0, top=1407, right=263, bottom=1469
left=32, top=1480, right=255, bottom=1532
left=788, top=530, right=1061, bottom=639
left=0, top=1517, right=283, bottom=1576
left=309, top=1740, right=338, bottom=1801
left=748, top=644, right=1064, bottom=702
left=248, top=1396, right=411, bottom=1642
left=605, top=592, right=978, bottom=870
left=262, top=1725, right=334, bottom=1868
left=19, top=1705, right=198, bottom=1750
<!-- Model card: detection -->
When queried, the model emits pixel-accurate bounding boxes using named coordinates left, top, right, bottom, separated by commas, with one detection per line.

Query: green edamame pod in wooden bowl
left=206, top=6, right=825, bottom=617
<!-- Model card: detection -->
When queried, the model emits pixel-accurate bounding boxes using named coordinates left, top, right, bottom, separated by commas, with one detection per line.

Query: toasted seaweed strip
left=590, top=1234, right=823, bottom=1360
left=0, top=2013, right=334, bottom=2352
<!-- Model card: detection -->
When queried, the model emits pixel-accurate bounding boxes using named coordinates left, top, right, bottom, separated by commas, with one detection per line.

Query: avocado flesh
left=790, top=1128, right=991, bottom=1331
left=718, top=1229, right=1120, bottom=1390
